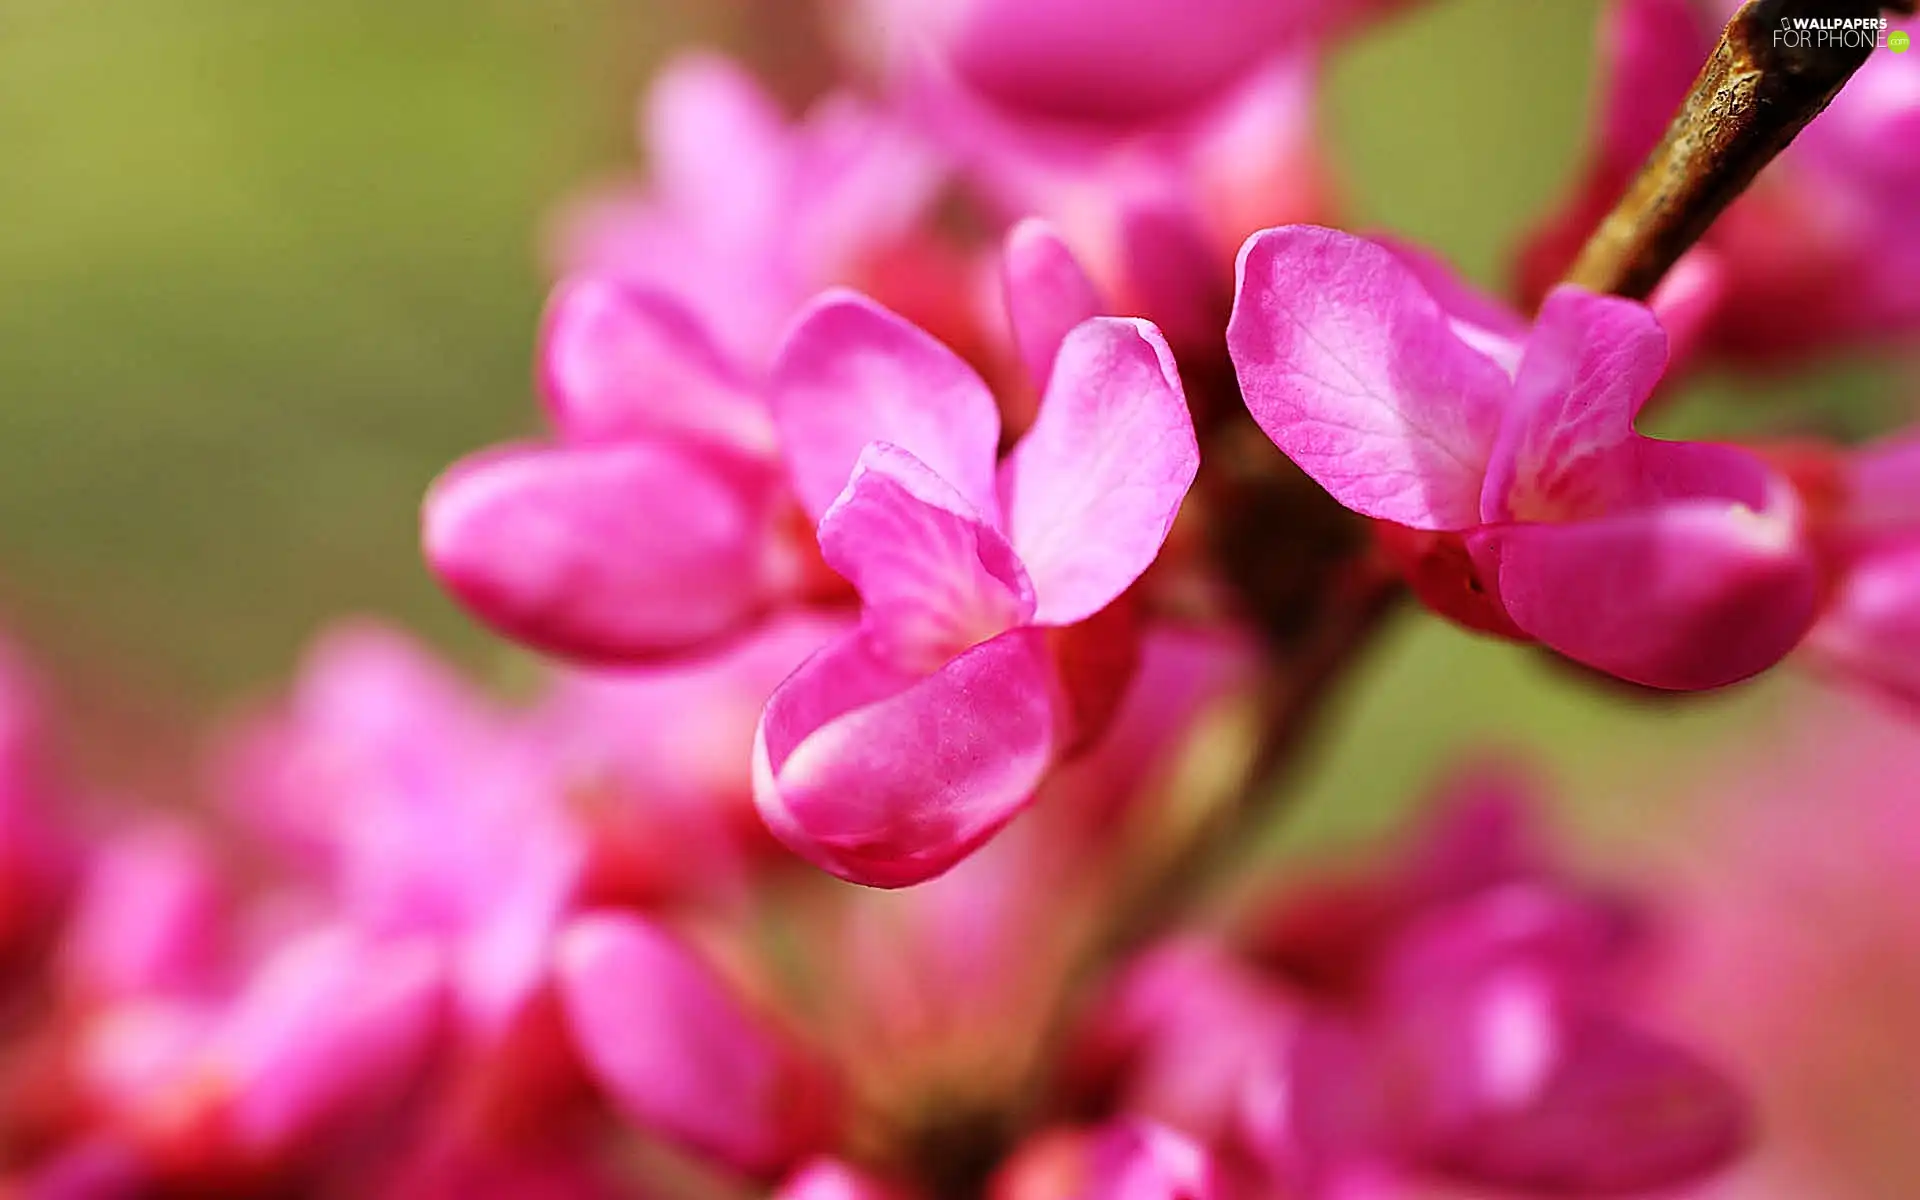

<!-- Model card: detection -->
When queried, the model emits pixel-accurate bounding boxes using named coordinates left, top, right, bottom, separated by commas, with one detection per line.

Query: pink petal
left=1086, top=1120, right=1221, bottom=1200
left=1000, top=318, right=1197, bottom=625
left=1228, top=227, right=1510, bottom=531
left=1471, top=493, right=1822, bottom=690
left=1426, top=1016, right=1749, bottom=1195
left=819, top=444, right=1034, bottom=670
left=556, top=913, right=836, bottom=1176
left=1481, top=287, right=1672, bottom=524
left=422, top=442, right=777, bottom=661
left=754, top=628, right=1058, bottom=887
left=1647, top=248, right=1726, bottom=372
left=1805, top=542, right=1920, bottom=708
left=644, top=53, right=790, bottom=245
left=928, top=0, right=1316, bottom=125
left=776, top=1159, right=911, bottom=1200
left=1598, top=0, right=1715, bottom=176
left=538, top=276, right=774, bottom=455
left=219, top=929, right=444, bottom=1158
left=1845, top=429, right=1920, bottom=532
left=61, top=821, right=226, bottom=1002
left=1003, top=219, right=1104, bottom=385
left=769, top=292, right=1002, bottom=523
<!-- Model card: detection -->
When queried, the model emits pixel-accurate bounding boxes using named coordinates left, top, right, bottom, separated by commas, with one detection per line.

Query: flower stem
left=1566, top=0, right=1911, bottom=299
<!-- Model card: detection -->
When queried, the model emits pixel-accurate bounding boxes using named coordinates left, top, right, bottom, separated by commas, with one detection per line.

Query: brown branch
left=1567, top=0, right=1908, bottom=299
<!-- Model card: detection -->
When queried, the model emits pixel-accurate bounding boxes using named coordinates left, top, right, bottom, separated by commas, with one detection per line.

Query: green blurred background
left=0, top=0, right=1893, bottom=837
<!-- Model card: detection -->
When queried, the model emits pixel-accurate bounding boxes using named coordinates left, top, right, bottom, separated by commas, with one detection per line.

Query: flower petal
left=770, top=292, right=1003, bottom=522
left=1471, top=495, right=1821, bottom=691
left=755, top=628, right=1057, bottom=887
left=1482, top=286, right=1672, bottom=524
left=539, top=276, right=773, bottom=455
left=1000, top=318, right=1197, bottom=625
left=422, top=442, right=776, bottom=661
left=557, top=913, right=837, bottom=1177
left=1003, top=218, right=1104, bottom=385
left=1806, top=542, right=1920, bottom=708
left=1426, top=1015, right=1749, bottom=1195
left=1228, top=227, right=1510, bottom=530
left=820, top=444, right=1033, bottom=670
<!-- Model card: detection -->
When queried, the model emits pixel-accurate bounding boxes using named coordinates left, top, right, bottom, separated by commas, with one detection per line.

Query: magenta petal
left=1428, top=1016, right=1749, bottom=1196
left=1599, top=0, right=1715, bottom=174
left=1482, top=286, right=1671, bottom=524
left=819, top=444, right=1034, bottom=669
left=1000, top=318, right=1197, bottom=625
left=1806, top=543, right=1920, bottom=707
left=755, top=628, right=1058, bottom=887
left=1003, top=219, right=1104, bottom=385
left=423, top=442, right=775, bottom=661
left=1472, top=495, right=1821, bottom=690
left=644, top=53, right=789, bottom=245
left=776, top=1159, right=909, bottom=1200
left=556, top=913, right=835, bottom=1177
left=770, top=292, right=1003, bottom=522
left=220, top=930, right=443, bottom=1157
left=1228, top=227, right=1509, bottom=530
left=1086, top=1119, right=1221, bottom=1200
left=1845, top=429, right=1920, bottom=532
left=538, top=276, right=773, bottom=454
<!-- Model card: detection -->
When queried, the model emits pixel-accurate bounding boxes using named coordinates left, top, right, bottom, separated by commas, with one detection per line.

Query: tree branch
left=1567, top=0, right=1910, bottom=299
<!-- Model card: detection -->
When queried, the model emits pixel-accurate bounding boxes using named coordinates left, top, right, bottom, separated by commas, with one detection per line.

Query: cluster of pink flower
left=3, top=0, right=1919, bottom=1196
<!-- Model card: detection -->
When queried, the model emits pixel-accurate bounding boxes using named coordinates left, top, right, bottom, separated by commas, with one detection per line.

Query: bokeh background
left=0, top=0, right=1904, bottom=845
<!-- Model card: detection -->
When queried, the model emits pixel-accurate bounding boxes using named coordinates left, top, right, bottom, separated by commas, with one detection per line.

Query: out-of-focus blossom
left=1229, top=225, right=1823, bottom=690
left=754, top=293, right=1198, bottom=886
left=843, top=0, right=1409, bottom=128
left=0, top=640, right=74, bottom=967
left=1521, top=0, right=1920, bottom=365
left=1799, top=430, right=1920, bottom=707
left=1063, top=774, right=1746, bottom=1198
left=217, top=622, right=581, bottom=1043
left=1656, top=694, right=1920, bottom=1197
left=778, top=1157, right=915, bottom=1199
left=531, top=612, right=843, bottom=907
left=552, top=52, right=945, bottom=367
left=910, top=53, right=1333, bottom=350
left=74, top=925, right=442, bottom=1187
left=992, top=1119, right=1220, bottom=1199
left=555, top=911, right=840, bottom=1178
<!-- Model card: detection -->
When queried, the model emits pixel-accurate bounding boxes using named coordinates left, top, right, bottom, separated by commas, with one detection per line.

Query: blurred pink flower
left=1801, top=430, right=1920, bottom=707
left=1656, top=694, right=1920, bottom=1197
left=1229, top=225, right=1823, bottom=690
left=217, top=622, right=582, bottom=1044
left=552, top=52, right=944, bottom=367
left=1521, top=0, right=1920, bottom=364
left=754, top=293, right=1197, bottom=886
left=555, top=911, right=840, bottom=1178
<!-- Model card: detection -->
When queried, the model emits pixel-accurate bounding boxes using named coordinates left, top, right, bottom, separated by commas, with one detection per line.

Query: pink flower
left=991, top=1120, right=1220, bottom=1199
left=1520, top=0, right=1920, bottom=363
left=217, top=623, right=582, bottom=1043
left=0, top=640, right=74, bottom=965
left=846, top=0, right=1405, bottom=128
left=777, top=1158, right=915, bottom=1200
left=910, top=56, right=1333, bottom=350
left=551, top=52, right=944, bottom=367
left=1236, top=777, right=1748, bottom=1196
left=74, top=926, right=442, bottom=1184
left=422, top=277, right=807, bottom=661
left=1801, top=431, right=1920, bottom=707
left=753, top=293, right=1198, bottom=886
left=530, top=613, right=844, bottom=906
left=555, top=912, right=839, bottom=1178
left=1229, top=225, right=1822, bottom=690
